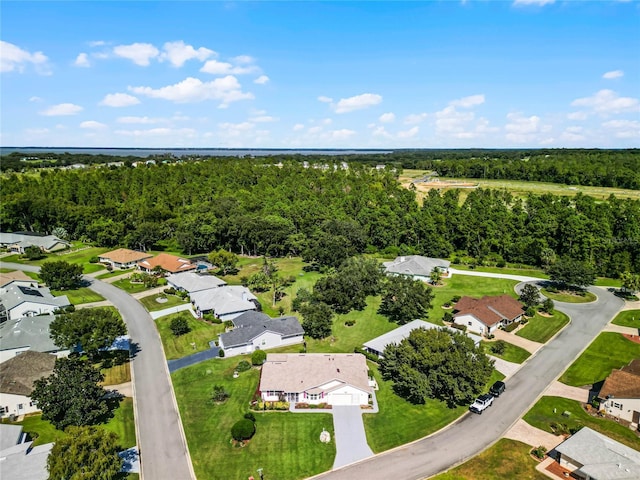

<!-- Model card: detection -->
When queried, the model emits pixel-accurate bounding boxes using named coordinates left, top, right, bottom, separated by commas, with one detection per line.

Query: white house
left=383, top=255, right=451, bottom=281
left=0, top=283, right=70, bottom=322
left=554, top=427, right=640, bottom=479
left=166, top=272, right=226, bottom=294
left=452, top=295, right=524, bottom=336
left=363, top=319, right=481, bottom=358
left=0, top=314, right=70, bottom=364
left=259, top=353, right=374, bottom=406
left=0, top=232, right=70, bottom=254
left=598, top=358, right=640, bottom=426
left=218, top=311, right=304, bottom=357
left=98, top=248, right=152, bottom=270
left=0, top=351, right=56, bottom=418
left=0, top=425, right=52, bottom=480
left=190, top=286, right=258, bottom=321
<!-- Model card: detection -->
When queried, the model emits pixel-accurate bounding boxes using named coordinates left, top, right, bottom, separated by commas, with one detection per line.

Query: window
left=0, top=406, right=6, bottom=415
left=308, top=393, right=319, bottom=401
left=468, top=321, right=472, bottom=326
left=17, top=404, right=24, bottom=410
left=613, top=402, right=622, bottom=409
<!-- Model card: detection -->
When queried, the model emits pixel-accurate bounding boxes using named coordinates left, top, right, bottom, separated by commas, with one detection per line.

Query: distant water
left=0, top=147, right=392, bottom=158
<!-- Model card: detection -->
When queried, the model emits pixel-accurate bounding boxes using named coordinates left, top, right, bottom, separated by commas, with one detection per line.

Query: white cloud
left=504, top=112, right=551, bottom=143
left=88, top=40, right=107, bottom=47
left=254, top=75, right=270, bottom=84
left=379, top=112, right=395, bottom=123
left=0, top=41, right=50, bottom=74
left=602, top=70, right=624, bottom=80
left=293, top=123, right=305, bottom=131
left=331, top=129, right=356, bottom=140
left=513, top=0, right=555, bottom=5
left=113, top=42, right=159, bottom=66
left=40, top=103, right=83, bottom=116
left=567, top=111, right=589, bottom=121
left=318, top=96, right=333, bottom=103
left=99, top=93, right=141, bottom=107
left=450, top=94, right=485, bottom=108
left=372, top=126, right=392, bottom=138
left=321, top=118, right=333, bottom=125
left=80, top=120, right=107, bottom=129
left=404, top=113, right=428, bottom=125
left=129, top=76, right=254, bottom=106
left=397, top=126, right=419, bottom=139
left=333, top=93, right=382, bottom=114
left=160, top=41, right=215, bottom=67
left=116, top=116, right=166, bottom=124
left=200, top=59, right=258, bottom=75
left=233, top=55, right=254, bottom=64
left=435, top=106, right=474, bottom=134
left=571, top=89, right=639, bottom=115
left=602, top=119, right=640, bottom=138
left=250, top=115, right=278, bottom=123
left=29, top=96, right=43, bottom=102
left=308, top=126, right=323, bottom=134
left=115, top=127, right=196, bottom=137
left=74, top=53, right=90, bottom=67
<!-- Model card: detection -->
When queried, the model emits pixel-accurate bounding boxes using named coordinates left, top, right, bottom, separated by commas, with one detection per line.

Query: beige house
left=452, top=295, right=524, bottom=336
left=259, top=353, right=374, bottom=406
left=598, top=358, right=640, bottom=427
left=98, top=248, right=152, bottom=269
left=0, top=351, right=56, bottom=418
left=138, top=253, right=196, bottom=274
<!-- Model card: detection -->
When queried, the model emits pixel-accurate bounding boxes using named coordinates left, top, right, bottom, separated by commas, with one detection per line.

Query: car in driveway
left=490, top=381, right=505, bottom=397
left=469, top=394, right=494, bottom=414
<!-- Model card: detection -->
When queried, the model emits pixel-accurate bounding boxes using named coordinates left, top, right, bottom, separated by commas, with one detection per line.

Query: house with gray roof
left=191, top=286, right=259, bottom=321
left=166, top=272, right=226, bottom=294
left=218, top=311, right=304, bottom=357
left=0, top=424, right=52, bottom=480
left=0, top=314, right=70, bottom=364
left=363, top=319, right=481, bottom=358
left=554, top=427, right=640, bottom=479
left=0, top=284, right=70, bottom=322
left=383, top=255, right=451, bottom=281
left=0, top=351, right=56, bottom=418
left=0, top=232, right=70, bottom=254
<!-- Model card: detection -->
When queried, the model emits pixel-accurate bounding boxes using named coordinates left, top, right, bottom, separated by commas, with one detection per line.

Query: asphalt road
left=314, top=284, right=624, bottom=480
left=2, top=262, right=195, bottom=480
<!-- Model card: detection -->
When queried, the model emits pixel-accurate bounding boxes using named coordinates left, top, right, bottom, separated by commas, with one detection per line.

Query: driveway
left=332, top=406, right=374, bottom=469
left=492, top=329, right=543, bottom=354
left=167, top=347, right=220, bottom=373
left=504, top=419, right=562, bottom=451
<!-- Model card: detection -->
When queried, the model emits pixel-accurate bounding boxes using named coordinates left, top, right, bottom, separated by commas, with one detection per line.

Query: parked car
left=469, top=393, right=494, bottom=414
left=490, top=381, right=506, bottom=397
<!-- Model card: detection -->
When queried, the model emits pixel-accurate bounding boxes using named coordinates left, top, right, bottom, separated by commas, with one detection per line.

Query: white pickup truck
left=469, top=393, right=494, bottom=414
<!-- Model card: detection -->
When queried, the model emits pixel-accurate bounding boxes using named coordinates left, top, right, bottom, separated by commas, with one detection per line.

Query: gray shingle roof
left=0, top=350, right=56, bottom=396
left=383, top=256, right=450, bottom=277
left=219, top=315, right=304, bottom=348
left=0, top=314, right=63, bottom=354
left=0, top=424, right=24, bottom=451
left=166, top=272, right=226, bottom=293
left=0, top=284, right=70, bottom=312
left=0, top=440, right=53, bottom=480
left=191, top=286, right=257, bottom=315
left=0, top=232, right=69, bottom=251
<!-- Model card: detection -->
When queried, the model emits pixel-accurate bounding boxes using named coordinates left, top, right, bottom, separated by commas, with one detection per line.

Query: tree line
left=1, top=157, right=639, bottom=276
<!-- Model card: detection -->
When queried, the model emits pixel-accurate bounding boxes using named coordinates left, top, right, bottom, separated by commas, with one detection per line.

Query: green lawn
left=523, top=396, right=640, bottom=451
left=541, top=288, right=597, bottom=303
left=481, top=340, right=531, bottom=364
left=559, top=332, right=640, bottom=386
left=432, top=438, right=547, bottom=480
left=453, top=264, right=549, bottom=279
left=96, top=269, right=132, bottom=280
left=112, top=277, right=153, bottom=294
left=138, top=293, right=188, bottom=312
left=612, top=310, right=640, bottom=328
left=101, top=362, right=132, bottom=385
left=3, top=246, right=110, bottom=273
left=516, top=311, right=570, bottom=343
left=172, top=357, right=335, bottom=480
left=156, top=313, right=224, bottom=360
left=594, top=277, right=622, bottom=287
left=52, top=286, right=105, bottom=304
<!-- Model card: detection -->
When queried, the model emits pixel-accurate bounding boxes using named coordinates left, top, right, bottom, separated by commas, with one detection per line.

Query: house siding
left=219, top=331, right=303, bottom=358
left=0, top=392, right=40, bottom=418
left=453, top=314, right=489, bottom=335
left=8, top=302, right=62, bottom=321
left=601, top=397, right=640, bottom=424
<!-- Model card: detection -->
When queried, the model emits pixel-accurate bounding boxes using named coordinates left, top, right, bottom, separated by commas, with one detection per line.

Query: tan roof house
left=98, top=248, right=152, bottom=269
left=259, top=353, right=374, bottom=406
left=0, top=271, right=35, bottom=289
left=138, top=253, right=196, bottom=274
left=598, top=358, right=640, bottom=426
left=0, top=351, right=56, bottom=418
left=452, top=294, right=524, bottom=336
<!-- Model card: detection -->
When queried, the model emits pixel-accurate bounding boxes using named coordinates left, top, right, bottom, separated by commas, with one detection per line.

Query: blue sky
left=1, top=1, right=638, bottom=148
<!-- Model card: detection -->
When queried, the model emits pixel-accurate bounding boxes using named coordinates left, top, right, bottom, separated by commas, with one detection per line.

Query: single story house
left=0, top=232, right=70, bottom=254
left=98, top=248, right=152, bottom=269
left=190, top=286, right=259, bottom=321
left=363, top=319, right=481, bottom=358
left=259, top=353, right=374, bottom=406
left=383, top=255, right=451, bottom=281
left=0, top=424, right=52, bottom=480
left=0, top=350, right=56, bottom=418
left=452, top=295, right=524, bottom=336
left=0, top=284, right=70, bottom=322
left=218, top=311, right=304, bottom=357
left=0, top=314, right=70, bottom=364
left=0, top=271, right=36, bottom=290
left=166, top=272, right=226, bottom=294
left=553, top=427, right=640, bottom=479
left=598, top=358, right=640, bottom=426
left=138, top=253, right=196, bottom=274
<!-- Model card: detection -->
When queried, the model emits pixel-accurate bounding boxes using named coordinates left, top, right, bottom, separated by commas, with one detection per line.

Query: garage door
left=330, top=393, right=354, bottom=406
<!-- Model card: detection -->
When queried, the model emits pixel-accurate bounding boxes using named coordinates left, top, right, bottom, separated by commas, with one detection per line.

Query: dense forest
left=1, top=157, right=639, bottom=276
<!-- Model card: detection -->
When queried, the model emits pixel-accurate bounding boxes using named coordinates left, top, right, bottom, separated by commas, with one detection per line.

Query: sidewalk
left=603, top=323, right=639, bottom=335
left=503, top=419, right=563, bottom=451
left=150, top=304, right=196, bottom=320
left=492, top=329, right=543, bottom=354
left=490, top=356, right=520, bottom=378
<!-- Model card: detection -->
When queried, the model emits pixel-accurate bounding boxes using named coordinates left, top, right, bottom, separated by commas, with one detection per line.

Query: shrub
left=344, top=319, right=355, bottom=327
left=496, top=260, right=506, bottom=268
left=450, top=322, right=467, bottom=332
left=211, top=385, right=230, bottom=403
left=504, top=322, right=520, bottom=333
left=443, top=312, right=453, bottom=323
left=531, top=445, right=547, bottom=459
left=24, top=245, right=45, bottom=260
left=443, top=301, right=451, bottom=308
left=486, top=333, right=495, bottom=340
left=525, top=307, right=536, bottom=317
left=251, top=349, right=267, bottom=366
left=89, top=256, right=99, bottom=264
left=169, top=317, right=190, bottom=336
left=231, top=419, right=256, bottom=441
left=244, top=412, right=256, bottom=422
left=218, top=349, right=225, bottom=358
left=236, top=360, right=251, bottom=372
left=354, top=347, right=380, bottom=363
left=520, top=317, right=529, bottom=325
left=164, top=287, right=177, bottom=295
left=541, top=298, right=555, bottom=314
left=491, top=340, right=507, bottom=355
left=451, top=295, right=461, bottom=303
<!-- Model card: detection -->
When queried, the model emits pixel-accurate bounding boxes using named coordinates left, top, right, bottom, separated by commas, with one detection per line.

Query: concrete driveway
left=332, top=406, right=374, bottom=469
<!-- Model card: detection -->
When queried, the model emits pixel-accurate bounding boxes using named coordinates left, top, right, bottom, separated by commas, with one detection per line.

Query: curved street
left=1, top=262, right=195, bottom=480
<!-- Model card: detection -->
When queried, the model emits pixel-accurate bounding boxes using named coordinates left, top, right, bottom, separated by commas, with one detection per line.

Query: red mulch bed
left=623, top=334, right=640, bottom=344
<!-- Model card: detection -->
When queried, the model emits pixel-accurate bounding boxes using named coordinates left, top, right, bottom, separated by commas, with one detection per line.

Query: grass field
left=523, top=396, right=640, bottom=451
left=96, top=269, right=133, bottom=280
left=481, top=340, right=531, bottom=364
left=172, top=357, right=335, bottom=480
left=432, top=438, right=547, bottom=480
left=156, top=312, right=224, bottom=360
left=52, top=286, right=105, bottom=304
left=516, top=311, right=570, bottom=344
left=101, top=361, right=132, bottom=385
left=541, top=288, right=597, bottom=304
left=138, top=292, right=188, bottom=312
left=612, top=309, right=640, bottom=328
left=3, top=246, right=110, bottom=274
left=112, top=277, right=153, bottom=294
left=559, top=332, right=640, bottom=387
left=453, top=264, right=548, bottom=279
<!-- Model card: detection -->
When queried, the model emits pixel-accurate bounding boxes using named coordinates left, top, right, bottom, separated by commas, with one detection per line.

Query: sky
left=1, top=1, right=639, bottom=149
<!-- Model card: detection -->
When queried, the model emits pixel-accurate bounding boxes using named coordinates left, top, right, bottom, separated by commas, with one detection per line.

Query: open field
left=156, top=312, right=224, bottom=360
left=431, top=438, right=547, bottom=480
left=516, top=311, right=570, bottom=344
left=559, top=332, right=640, bottom=387
left=138, top=292, right=188, bottom=312
left=523, top=396, right=640, bottom=451
left=453, top=264, right=549, bottom=279
left=481, top=340, right=531, bottom=364
left=52, top=286, right=105, bottom=304
left=399, top=170, right=640, bottom=203
left=612, top=309, right=640, bottom=328
left=112, top=277, right=157, bottom=294
left=2, top=246, right=110, bottom=274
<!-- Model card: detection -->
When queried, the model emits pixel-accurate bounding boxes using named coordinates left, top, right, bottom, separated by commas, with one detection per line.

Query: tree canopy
left=548, top=256, right=596, bottom=290
left=300, top=302, right=334, bottom=340
left=39, top=260, right=83, bottom=290
left=379, top=328, right=494, bottom=407
left=378, top=275, right=434, bottom=324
